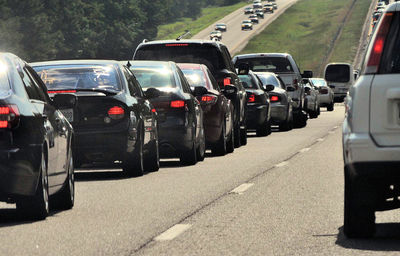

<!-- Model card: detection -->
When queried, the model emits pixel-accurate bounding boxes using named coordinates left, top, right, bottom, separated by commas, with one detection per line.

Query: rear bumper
left=246, top=104, right=268, bottom=129
left=158, top=123, right=194, bottom=158
left=318, top=94, right=332, bottom=105
left=0, top=146, right=41, bottom=198
left=270, top=104, right=287, bottom=124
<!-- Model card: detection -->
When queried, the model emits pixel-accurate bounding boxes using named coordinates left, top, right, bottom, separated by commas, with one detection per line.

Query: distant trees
left=0, top=0, right=242, bottom=61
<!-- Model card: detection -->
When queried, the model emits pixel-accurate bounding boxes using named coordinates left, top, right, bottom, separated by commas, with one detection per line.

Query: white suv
left=343, top=3, right=400, bottom=238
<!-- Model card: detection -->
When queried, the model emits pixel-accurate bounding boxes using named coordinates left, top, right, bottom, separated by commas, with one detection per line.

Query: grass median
left=238, top=0, right=371, bottom=76
left=156, top=1, right=248, bottom=40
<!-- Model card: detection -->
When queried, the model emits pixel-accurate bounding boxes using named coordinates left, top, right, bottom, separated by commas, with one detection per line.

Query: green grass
left=156, top=1, right=248, bottom=40
left=238, top=0, right=371, bottom=76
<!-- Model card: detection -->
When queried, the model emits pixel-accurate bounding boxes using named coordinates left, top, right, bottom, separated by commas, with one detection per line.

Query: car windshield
left=235, top=57, right=294, bottom=72
left=181, top=69, right=211, bottom=90
left=130, top=65, right=176, bottom=89
left=134, top=44, right=226, bottom=75
left=325, top=64, right=350, bottom=83
left=33, top=64, right=121, bottom=91
left=310, top=78, right=327, bottom=87
left=238, top=74, right=259, bottom=89
left=256, top=73, right=281, bottom=88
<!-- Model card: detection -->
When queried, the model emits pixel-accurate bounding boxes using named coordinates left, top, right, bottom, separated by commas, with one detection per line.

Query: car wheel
left=279, top=108, right=293, bottom=131
left=343, top=166, right=376, bottom=238
left=212, top=122, right=227, bottom=156
left=327, top=102, right=334, bottom=111
left=196, top=126, right=206, bottom=161
left=226, top=115, right=235, bottom=154
left=293, top=111, right=307, bottom=128
left=180, top=140, right=197, bottom=165
left=144, top=139, right=160, bottom=172
left=51, top=152, right=74, bottom=210
left=17, top=151, right=49, bottom=220
left=240, top=125, right=247, bottom=145
left=309, top=110, right=318, bottom=119
left=123, top=133, right=144, bottom=177
left=233, top=121, right=241, bottom=148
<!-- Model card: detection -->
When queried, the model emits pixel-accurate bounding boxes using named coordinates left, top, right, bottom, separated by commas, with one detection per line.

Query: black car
left=128, top=61, right=206, bottom=165
left=32, top=60, right=159, bottom=177
left=133, top=40, right=248, bottom=147
left=239, top=71, right=272, bottom=136
left=0, top=53, right=74, bottom=220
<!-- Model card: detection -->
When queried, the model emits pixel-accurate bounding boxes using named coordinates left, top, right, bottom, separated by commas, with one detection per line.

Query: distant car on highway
left=303, top=78, right=320, bottom=119
left=272, top=3, right=278, bottom=9
left=128, top=61, right=206, bottom=165
left=249, top=14, right=259, bottom=24
left=255, top=9, right=265, bottom=18
left=210, top=31, right=222, bottom=40
left=215, top=23, right=227, bottom=32
left=263, top=3, right=274, bottom=13
left=178, top=63, right=235, bottom=156
left=239, top=71, right=272, bottom=136
left=0, top=53, right=75, bottom=220
left=253, top=3, right=262, bottom=9
left=33, top=60, right=160, bottom=176
left=241, top=20, right=253, bottom=30
left=324, top=62, right=354, bottom=102
left=309, top=78, right=334, bottom=111
left=244, top=7, right=254, bottom=14
left=256, top=72, right=294, bottom=131
left=342, top=2, right=400, bottom=238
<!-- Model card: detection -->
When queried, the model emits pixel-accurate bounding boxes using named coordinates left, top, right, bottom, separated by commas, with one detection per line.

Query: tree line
left=0, top=0, right=242, bottom=62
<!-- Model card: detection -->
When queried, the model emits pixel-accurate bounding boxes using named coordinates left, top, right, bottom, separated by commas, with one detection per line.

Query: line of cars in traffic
left=242, top=0, right=277, bottom=30
left=0, top=28, right=344, bottom=220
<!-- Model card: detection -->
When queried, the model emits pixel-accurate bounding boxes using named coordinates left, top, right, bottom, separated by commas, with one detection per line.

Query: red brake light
left=170, top=100, right=185, bottom=108
left=248, top=94, right=255, bottom=103
left=270, top=95, right=279, bottom=102
left=224, top=77, right=231, bottom=86
left=365, top=12, right=394, bottom=74
left=151, top=108, right=157, bottom=113
left=48, top=90, right=77, bottom=94
left=293, top=79, right=298, bottom=89
left=165, top=43, right=188, bottom=47
left=108, top=106, right=125, bottom=119
left=201, top=95, right=217, bottom=104
left=0, top=105, right=20, bottom=128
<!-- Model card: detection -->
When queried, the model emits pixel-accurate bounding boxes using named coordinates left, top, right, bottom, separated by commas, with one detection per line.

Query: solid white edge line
left=230, top=183, right=254, bottom=194
left=154, top=224, right=192, bottom=241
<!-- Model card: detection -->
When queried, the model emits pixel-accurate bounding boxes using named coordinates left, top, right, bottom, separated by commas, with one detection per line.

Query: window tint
left=177, top=68, right=191, bottom=93
left=25, top=67, right=47, bottom=102
left=380, top=13, right=400, bottom=74
left=134, top=44, right=226, bottom=75
left=325, top=65, right=350, bottom=83
left=20, top=66, right=42, bottom=100
left=130, top=65, right=176, bottom=89
left=235, top=57, right=294, bottom=72
left=207, top=69, right=220, bottom=91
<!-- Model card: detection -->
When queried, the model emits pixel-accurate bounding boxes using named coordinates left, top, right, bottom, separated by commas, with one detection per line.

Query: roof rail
left=142, top=39, right=148, bottom=43
left=176, top=30, right=191, bottom=41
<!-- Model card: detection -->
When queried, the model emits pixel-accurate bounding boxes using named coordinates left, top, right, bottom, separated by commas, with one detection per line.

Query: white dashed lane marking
left=299, top=148, right=311, bottom=153
left=154, top=224, right=192, bottom=241
left=275, top=161, right=289, bottom=168
left=230, top=183, right=254, bottom=195
left=317, top=138, right=325, bottom=142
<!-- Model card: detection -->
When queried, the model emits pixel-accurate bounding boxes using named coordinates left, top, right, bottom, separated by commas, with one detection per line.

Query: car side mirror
left=263, top=84, right=275, bottom=92
left=222, top=84, right=237, bottom=97
left=145, top=87, right=161, bottom=99
left=192, top=86, right=208, bottom=97
left=286, top=86, right=296, bottom=92
left=302, top=70, right=313, bottom=78
left=52, top=93, right=77, bottom=109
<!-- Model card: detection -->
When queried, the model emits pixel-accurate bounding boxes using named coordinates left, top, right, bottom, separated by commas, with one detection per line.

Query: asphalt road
left=3, top=105, right=400, bottom=256
left=193, top=0, right=298, bottom=54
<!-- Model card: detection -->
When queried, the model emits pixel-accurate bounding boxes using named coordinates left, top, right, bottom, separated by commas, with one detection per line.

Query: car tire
left=343, top=166, right=376, bottom=238
left=51, top=152, right=74, bottom=210
left=256, top=119, right=271, bottom=137
left=180, top=140, right=197, bottom=165
left=240, top=125, right=247, bottom=145
left=226, top=119, right=235, bottom=154
left=123, top=133, right=144, bottom=177
left=279, top=109, right=293, bottom=131
left=309, top=110, right=318, bottom=119
left=196, top=126, right=206, bottom=161
left=212, top=122, right=227, bottom=156
left=17, top=151, right=49, bottom=220
left=144, top=139, right=160, bottom=172
left=327, top=102, right=334, bottom=111
left=293, top=111, right=307, bottom=128
left=234, top=123, right=241, bottom=148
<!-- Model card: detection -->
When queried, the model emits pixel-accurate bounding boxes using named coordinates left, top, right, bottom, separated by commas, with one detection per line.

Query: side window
left=222, top=46, right=235, bottom=72
left=207, top=69, right=220, bottom=91
left=25, top=66, right=49, bottom=102
left=123, top=67, right=142, bottom=97
left=177, top=68, right=191, bottom=93
left=19, top=65, right=43, bottom=101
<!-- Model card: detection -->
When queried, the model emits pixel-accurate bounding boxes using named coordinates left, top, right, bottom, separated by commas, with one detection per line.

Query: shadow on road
left=336, top=225, right=400, bottom=251
left=0, top=208, right=61, bottom=228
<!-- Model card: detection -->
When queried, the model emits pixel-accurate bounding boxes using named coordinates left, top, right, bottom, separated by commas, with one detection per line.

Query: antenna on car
left=176, top=30, right=191, bottom=41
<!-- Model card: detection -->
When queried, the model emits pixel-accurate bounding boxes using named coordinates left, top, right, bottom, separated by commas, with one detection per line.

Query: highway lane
left=193, top=0, right=298, bottom=54
left=0, top=106, right=346, bottom=255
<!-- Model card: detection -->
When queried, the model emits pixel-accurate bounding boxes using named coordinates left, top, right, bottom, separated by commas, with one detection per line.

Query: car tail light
left=365, top=12, right=394, bottom=74
left=223, top=77, right=231, bottom=86
left=201, top=95, right=217, bottom=104
left=248, top=94, right=255, bottom=103
left=48, top=90, right=77, bottom=94
left=151, top=108, right=157, bottom=113
left=0, top=105, right=20, bottom=128
left=293, top=79, right=298, bottom=89
left=108, top=106, right=125, bottom=120
left=270, top=95, right=280, bottom=102
left=170, top=100, right=185, bottom=108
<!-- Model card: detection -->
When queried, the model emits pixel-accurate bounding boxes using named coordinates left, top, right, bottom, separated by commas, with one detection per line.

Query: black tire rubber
left=293, top=112, right=307, bottom=128
left=343, top=166, right=376, bottom=238
left=240, top=125, right=247, bottom=145
left=212, top=122, right=227, bottom=156
left=309, top=111, right=318, bottom=119
left=144, top=139, right=160, bottom=172
left=51, top=153, right=74, bottom=210
left=180, top=140, right=197, bottom=165
left=256, top=119, right=271, bottom=137
left=196, top=127, right=206, bottom=161
left=17, top=151, right=49, bottom=220
left=279, top=109, right=293, bottom=131
left=233, top=123, right=241, bottom=148
left=327, top=102, right=334, bottom=111
left=123, top=135, right=144, bottom=177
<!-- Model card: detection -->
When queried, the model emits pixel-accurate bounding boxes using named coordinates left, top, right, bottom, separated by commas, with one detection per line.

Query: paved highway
left=193, top=0, right=298, bottom=54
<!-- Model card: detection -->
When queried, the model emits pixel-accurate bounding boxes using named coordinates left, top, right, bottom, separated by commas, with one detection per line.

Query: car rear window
left=181, top=69, right=211, bottom=90
left=134, top=44, right=226, bottom=75
left=238, top=75, right=259, bottom=89
left=130, top=65, right=176, bottom=89
left=256, top=73, right=282, bottom=88
left=33, top=64, right=121, bottom=91
left=325, top=64, right=350, bottom=83
left=235, top=57, right=294, bottom=72
left=310, top=78, right=327, bottom=87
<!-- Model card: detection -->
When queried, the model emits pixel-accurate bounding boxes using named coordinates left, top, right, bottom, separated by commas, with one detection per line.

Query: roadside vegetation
left=238, top=0, right=371, bottom=76
left=156, top=1, right=248, bottom=40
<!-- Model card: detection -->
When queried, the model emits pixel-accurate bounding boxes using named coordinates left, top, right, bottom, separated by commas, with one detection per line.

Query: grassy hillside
left=156, top=1, right=247, bottom=40
left=237, top=0, right=371, bottom=76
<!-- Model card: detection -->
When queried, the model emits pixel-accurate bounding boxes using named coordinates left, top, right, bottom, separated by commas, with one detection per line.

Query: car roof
left=386, top=2, right=400, bottom=12
left=124, top=60, right=175, bottom=68
left=137, top=39, right=226, bottom=48
left=234, top=53, right=291, bottom=59
left=31, top=59, right=120, bottom=67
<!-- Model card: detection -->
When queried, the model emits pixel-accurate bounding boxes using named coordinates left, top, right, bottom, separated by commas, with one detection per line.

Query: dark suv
left=133, top=40, right=248, bottom=147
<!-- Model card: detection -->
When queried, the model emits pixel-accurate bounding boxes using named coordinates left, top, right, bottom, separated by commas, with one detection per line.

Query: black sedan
left=239, top=71, right=272, bottom=136
left=32, top=60, right=159, bottom=177
left=0, top=53, right=74, bottom=220
left=128, top=61, right=206, bottom=166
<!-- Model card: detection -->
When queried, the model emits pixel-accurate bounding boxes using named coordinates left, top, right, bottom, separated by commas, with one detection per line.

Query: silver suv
left=343, top=3, right=400, bottom=238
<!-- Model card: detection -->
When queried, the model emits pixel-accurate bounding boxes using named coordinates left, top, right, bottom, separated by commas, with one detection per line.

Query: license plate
left=60, top=109, right=73, bottom=122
